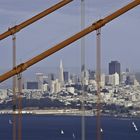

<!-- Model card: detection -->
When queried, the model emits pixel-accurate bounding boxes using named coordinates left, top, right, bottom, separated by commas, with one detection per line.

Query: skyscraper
left=63, top=71, right=70, bottom=83
left=26, top=81, right=38, bottom=89
left=89, top=70, right=96, bottom=80
left=59, top=60, right=64, bottom=87
left=36, top=73, right=44, bottom=91
left=109, top=61, right=121, bottom=76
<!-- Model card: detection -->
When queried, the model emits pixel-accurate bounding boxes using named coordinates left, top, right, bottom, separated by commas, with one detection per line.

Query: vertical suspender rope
left=81, top=1, right=86, bottom=140
left=17, top=73, right=22, bottom=140
left=96, top=28, right=102, bottom=140
left=12, top=34, right=17, bottom=140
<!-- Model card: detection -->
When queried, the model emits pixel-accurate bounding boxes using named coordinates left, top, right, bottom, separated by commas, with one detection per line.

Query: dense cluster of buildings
left=24, top=60, right=139, bottom=93
left=0, top=60, right=140, bottom=116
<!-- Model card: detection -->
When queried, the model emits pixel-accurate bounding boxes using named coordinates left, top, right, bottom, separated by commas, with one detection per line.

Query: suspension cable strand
left=17, top=73, right=22, bottom=140
left=0, top=0, right=140, bottom=83
left=81, top=0, right=86, bottom=74
left=12, top=34, right=17, bottom=140
left=96, top=28, right=101, bottom=140
left=81, top=0, right=86, bottom=140
left=0, top=0, right=73, bottom=41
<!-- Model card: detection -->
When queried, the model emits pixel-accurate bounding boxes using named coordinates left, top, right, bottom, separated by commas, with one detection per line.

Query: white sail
left=132, top=122, right=138, bottom=131
left=61, top=130, right=64, bottom=134
left=9, top=119, right=12, bottom=124
left=100, top=128, right=103, bottom=133
left=72, top=133, right=75, bottom=139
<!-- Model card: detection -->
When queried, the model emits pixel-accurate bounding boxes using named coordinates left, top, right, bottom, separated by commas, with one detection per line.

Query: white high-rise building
left=59, top=60, right=64, bottom=87
left=50, top=79, right=61, bottom=93
left=36, top=73, right=44, bottom=91
left=101, top=74, right=105, bottom=87
left=50, top=80, right=55, bottom=93
left=81, top=69, right=89, bottom=85
left=112, top=73, right=119, bottom=86
left=108, top=75, right=113, bottom=85
left=105, top=73, right=119, bottom=86
left=121, top=72, right=127, bottom=84
left=43, top=83, right=48, bottom=92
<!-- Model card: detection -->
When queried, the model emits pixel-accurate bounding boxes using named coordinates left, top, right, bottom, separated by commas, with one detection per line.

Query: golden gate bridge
left=0, top=0, right=140, bottom=140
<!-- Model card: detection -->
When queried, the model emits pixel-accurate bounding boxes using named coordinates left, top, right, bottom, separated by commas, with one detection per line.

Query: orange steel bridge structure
left=0, top=0, right=140, bottom=140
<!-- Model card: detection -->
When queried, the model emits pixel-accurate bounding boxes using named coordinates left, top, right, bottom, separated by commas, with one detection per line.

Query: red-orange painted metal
left=0, top=0, right=73, bottom=41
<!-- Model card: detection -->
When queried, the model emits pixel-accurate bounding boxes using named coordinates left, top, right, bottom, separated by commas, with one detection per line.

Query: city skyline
left=0, top=58, right=139, bottom=89
left=0, top=1, right=140, bottom=140
left=22, top=59, right=139, bottom=89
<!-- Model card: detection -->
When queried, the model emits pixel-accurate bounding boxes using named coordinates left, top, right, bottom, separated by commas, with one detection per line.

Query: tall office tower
left=26, top=81, right=38, bottom=89
left=63, top=71, right=70, bottom=83
left=59, top=60, right=64, bottom=87
left=89, top=70, right=96, bottom=80
left=109, top=61, right=121, bottom=76
left=81, top=69, right=89, bottom=85
left=36, top=73, right=44, bottom=91
left=81, top=65, right=85, bottom=85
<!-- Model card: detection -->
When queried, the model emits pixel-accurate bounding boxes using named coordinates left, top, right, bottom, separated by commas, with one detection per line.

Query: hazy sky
left=0, top=0, right=140, bottom=83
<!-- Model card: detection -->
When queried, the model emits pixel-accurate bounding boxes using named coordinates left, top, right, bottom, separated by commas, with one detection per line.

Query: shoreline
left=0, top=109, right=140, bottom=118
left=0, top=109, right=93, bottom=116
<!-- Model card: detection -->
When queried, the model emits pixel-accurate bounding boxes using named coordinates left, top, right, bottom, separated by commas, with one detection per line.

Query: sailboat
left=61, top=129, right=64, bottom=134
left=100, top=128, right=103, bottom=133
left=132, top=122, right=138, bottom=131
left=72, top=133, right=75, bottom=139
left=9, top=119, right=12, bottom=124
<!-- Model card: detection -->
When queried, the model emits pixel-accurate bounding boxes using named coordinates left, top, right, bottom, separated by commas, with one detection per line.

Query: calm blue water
left=0, top=115, right=140, bottom=140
